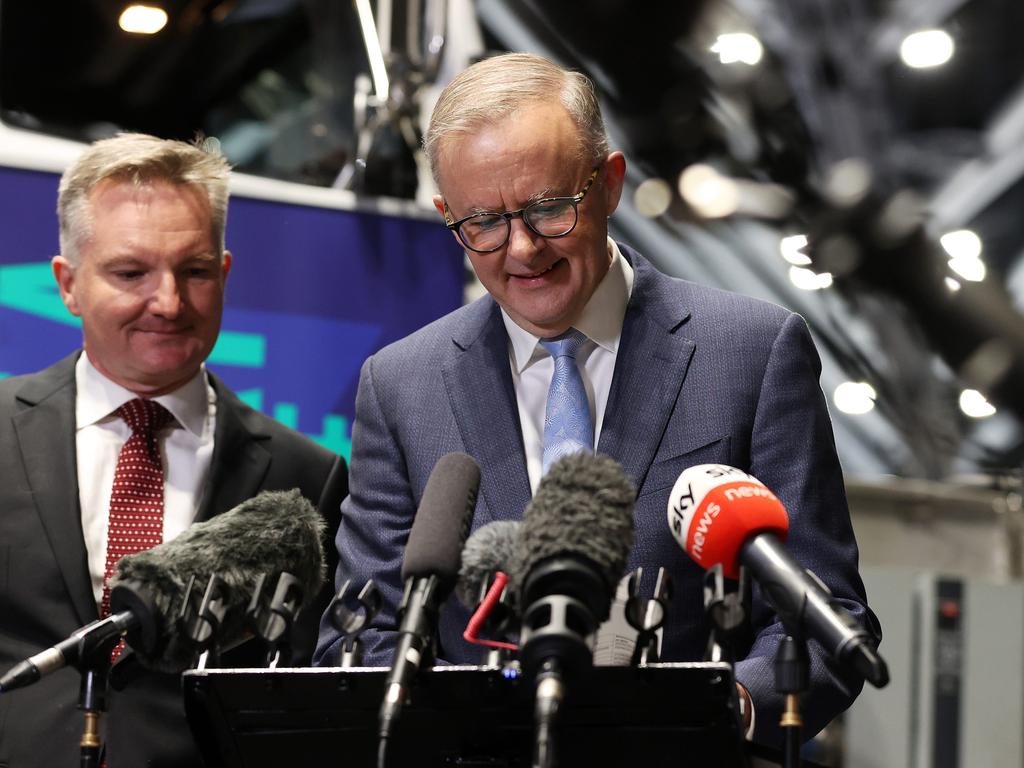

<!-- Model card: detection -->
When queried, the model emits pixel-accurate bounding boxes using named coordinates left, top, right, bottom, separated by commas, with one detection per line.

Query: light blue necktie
left=539, top=328, right=594, bottom=475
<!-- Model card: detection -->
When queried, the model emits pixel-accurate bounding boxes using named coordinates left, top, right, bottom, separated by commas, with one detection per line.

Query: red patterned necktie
left=99, top=398, right=174, bottom=630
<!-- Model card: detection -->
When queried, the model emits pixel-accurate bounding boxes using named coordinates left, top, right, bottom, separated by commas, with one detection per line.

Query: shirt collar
left=75, top=352, right=210, bottom=437
left=502, top=238, right=635, bottom=373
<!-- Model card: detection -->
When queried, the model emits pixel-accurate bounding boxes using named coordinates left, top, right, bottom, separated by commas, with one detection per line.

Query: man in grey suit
left=315, top=53, right=878, bottom=747
left=0, top=133, right=346, bottom=767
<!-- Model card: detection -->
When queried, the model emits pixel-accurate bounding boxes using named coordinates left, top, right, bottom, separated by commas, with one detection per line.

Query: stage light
left=634, top=178, right=672, bottom=218
left=948, top=254, right=986, bottom=282
left=780, top=234, right=811, bottom=265
left=679, top=164, right=739, bottom=219
left=119, top=5, right=167, bottom=34
left=834, top=382, right=877, bottom=415
left=710, top=33, right=763, bottom=66
left=959, top=389, right=996, bottom=418
left=789, top=266, right=833, bottom=291
left=940, top=229, right=982, bottom=260
left=900, top=30, right=954, bottom=69
left=941, top=229, right=985, bottom=281
left=945, top=277, right=962, bottom=292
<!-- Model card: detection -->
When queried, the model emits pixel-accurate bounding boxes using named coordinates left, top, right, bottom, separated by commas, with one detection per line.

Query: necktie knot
left=117, top=398, right=173, bottom=435
left=539, top=328, right=588, bottom=360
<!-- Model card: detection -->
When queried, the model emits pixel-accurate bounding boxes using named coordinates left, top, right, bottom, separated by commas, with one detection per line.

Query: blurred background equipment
left=7, top=0, right=1024, bottom=481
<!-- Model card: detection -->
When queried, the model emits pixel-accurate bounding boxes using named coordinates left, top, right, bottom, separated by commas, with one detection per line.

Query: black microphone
left=456, top=520, right=521, bottom=654
left=378, top=452, right=480, bottom=743
left=0, top=613, right=136, bottom=693
left=511, top=452, right=635, bottom=768
left=666, top=464, right=888, bottom=688
left=0, top=489, right=325, bottom=692
left=455, top=520, right=521, bottom=609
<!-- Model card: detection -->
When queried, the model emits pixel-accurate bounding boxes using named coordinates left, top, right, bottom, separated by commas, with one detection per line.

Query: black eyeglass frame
left=443, top=165, right=601, bottom=253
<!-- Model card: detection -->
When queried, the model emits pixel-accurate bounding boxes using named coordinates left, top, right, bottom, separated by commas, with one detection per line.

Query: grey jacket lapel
left=11, top=353, right=97, bottom=626
left=198, top=374, right=272, bottom=522
left=443, top=300, right=532, bottom=523
left=598, top=248, right=696, bottom=493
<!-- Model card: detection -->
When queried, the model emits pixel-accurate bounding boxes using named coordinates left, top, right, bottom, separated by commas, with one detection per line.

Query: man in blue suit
left=316, top=52, right=878, bottom=747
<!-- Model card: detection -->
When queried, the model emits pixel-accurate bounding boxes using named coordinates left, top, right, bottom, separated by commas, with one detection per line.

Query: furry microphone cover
left=110, top=488, right=325, bottom=672
left=512, top=452, right=636, bottom=599
left=456, top=520, right=521, bottom=609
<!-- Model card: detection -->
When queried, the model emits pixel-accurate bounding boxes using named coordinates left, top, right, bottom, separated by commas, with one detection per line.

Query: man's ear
left=602, top=151, right=627, bottom=217
left=52, top=256, right=81, bottom=317
left=432, top=194, right=446, bottom=219
left=221, top=250, right=233, bottom=281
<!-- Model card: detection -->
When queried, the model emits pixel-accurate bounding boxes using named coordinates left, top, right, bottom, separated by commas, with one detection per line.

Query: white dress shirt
left=502, top=238, right=635, bottom=494
left=75, top=353, right=217, bottom=607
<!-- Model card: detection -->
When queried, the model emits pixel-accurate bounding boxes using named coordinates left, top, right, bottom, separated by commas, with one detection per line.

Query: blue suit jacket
left=316, top=244, right=878, bottom=746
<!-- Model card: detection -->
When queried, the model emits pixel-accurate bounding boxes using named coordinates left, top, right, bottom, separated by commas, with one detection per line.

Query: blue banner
left=0, top=166, right=464, bottom=461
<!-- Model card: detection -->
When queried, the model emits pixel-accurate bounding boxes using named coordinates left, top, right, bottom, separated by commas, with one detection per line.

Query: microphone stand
left=74, top=628, right=122, bottom=768
left=774, top=633, right=809, bottom=768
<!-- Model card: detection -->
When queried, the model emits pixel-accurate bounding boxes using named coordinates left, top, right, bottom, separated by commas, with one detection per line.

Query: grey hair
left=57, top=133, right=231, bottom=264
left=424, top=52, right=609, bottom=188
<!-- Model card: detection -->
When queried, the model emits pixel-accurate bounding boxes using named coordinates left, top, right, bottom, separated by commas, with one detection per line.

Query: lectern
left=184, top=662, right=748, bottom=767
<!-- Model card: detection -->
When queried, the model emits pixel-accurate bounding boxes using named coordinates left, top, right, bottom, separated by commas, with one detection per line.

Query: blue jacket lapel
left=598, top=247, right=696, bottom=493
left=443, top=300, right=532, bottom=524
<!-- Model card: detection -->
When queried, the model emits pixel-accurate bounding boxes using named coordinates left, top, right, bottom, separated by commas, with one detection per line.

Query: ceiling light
left=789, top=266, right=833, bottom=291
left=941, top=230, right=985, bottom=281
left=948, top=254, right=986, bottom=282
left=900, top=29, right=954, bottom=69
left=710, top=33, right=764, bottom=66
left=959, top=389, right=996, bottom=418
left=679, top=164, right=739, bottom=219
left=780, top=234, right=812, bottom=266
left=119, top=5, right=168, bottom=34
left=940, top=229, right=982, bottom=260
left=834, top=382, right=877, bottom=415
left=944, top=277, right=961, bottom=292
left=634, top=178, right=672, bottom=218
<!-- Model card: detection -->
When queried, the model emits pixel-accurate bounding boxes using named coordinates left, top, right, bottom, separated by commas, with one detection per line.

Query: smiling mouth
left=135, top=327, right=190, bottom=335
left=512, top=259, right=564, bottom=279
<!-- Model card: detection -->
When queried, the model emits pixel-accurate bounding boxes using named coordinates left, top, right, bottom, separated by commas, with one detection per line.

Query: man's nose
left=150, top=272, right=183, bottom=317
left=505, top=217, right=544, bottom=262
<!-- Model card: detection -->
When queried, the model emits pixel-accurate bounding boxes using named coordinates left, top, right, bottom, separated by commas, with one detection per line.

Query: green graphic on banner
left=236, top=389, right=351, bottom=459
left=0, top=262, right=77, bottom=326
left=0, top=262, right=265, bottom=367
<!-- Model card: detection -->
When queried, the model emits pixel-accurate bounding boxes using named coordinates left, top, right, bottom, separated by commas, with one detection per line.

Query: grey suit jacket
left=0, top=351, right=347, bottom=768
left=315, top=244, right=879, bottom=747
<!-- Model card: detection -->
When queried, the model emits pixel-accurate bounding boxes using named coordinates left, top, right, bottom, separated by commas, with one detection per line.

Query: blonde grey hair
left=57, top=133, right=231, bottom=264
left=424, top=52, right=609, bottom=188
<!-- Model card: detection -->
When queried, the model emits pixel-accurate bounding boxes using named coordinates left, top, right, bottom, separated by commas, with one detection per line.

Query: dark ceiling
left=3, top=0, right=1024, bottom=478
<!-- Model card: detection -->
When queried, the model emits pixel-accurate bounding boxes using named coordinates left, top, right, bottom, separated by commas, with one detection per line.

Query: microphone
left=0, top=489, right=325, bottom=692
left=666, top=464, right=888, bottom=687
left=378, top=452, right=480, bottom=743
left=512, top=452, right=635, bottom=768
left=456, top=520, right=521, bottom=653
left=0, top=613, right=136, bottom=693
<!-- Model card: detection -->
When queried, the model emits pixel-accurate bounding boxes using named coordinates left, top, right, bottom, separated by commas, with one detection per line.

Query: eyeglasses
left=443, top=166, right=601, bottom=253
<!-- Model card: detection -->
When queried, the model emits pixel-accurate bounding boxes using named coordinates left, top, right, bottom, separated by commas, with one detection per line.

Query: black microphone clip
left=702, top=564, right=751, bottom=665
left=247, top=572, right=305, bottom=667
left=327, top=578, right=382, bottom=668
left=624, top=567, right=673, bottom=666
